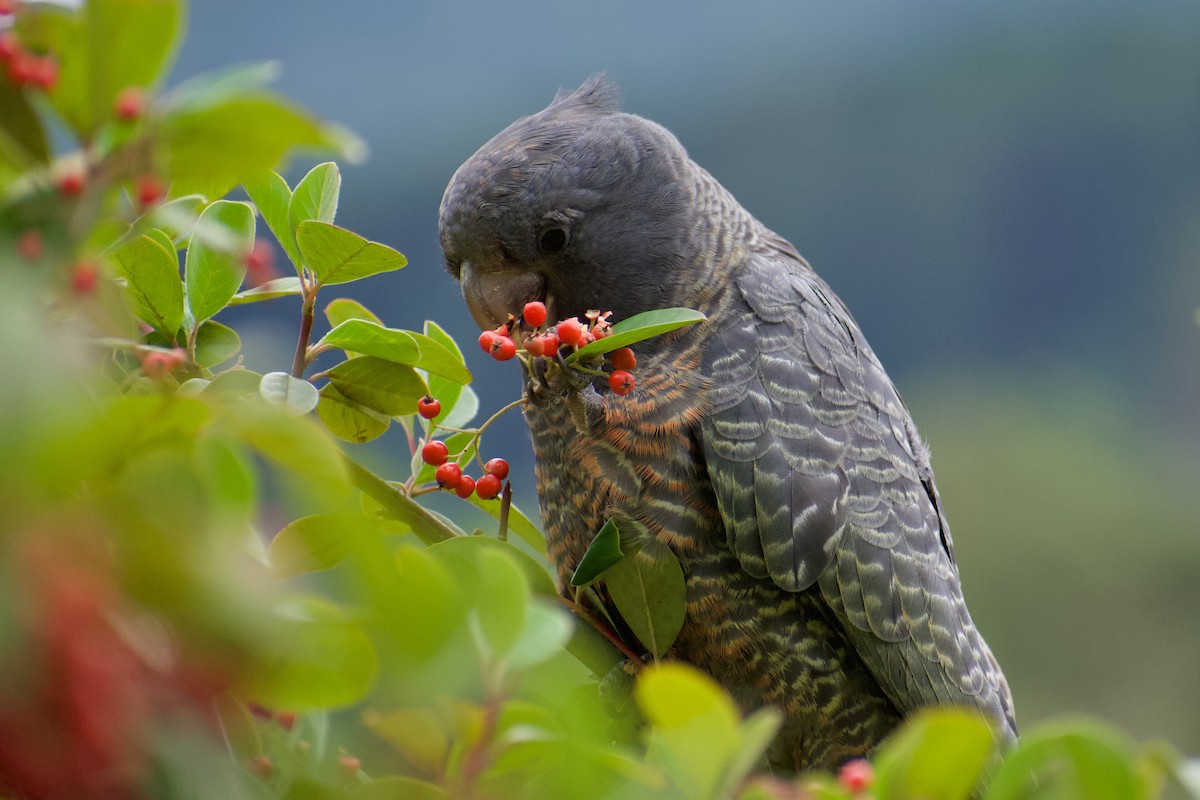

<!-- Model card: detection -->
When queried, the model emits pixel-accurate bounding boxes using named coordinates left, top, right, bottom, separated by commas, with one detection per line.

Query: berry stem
left=497, top=481, right=511, bottom=542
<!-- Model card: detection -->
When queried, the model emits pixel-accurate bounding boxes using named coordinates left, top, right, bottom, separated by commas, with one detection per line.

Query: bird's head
left=439, top=76, right=699, bottom=331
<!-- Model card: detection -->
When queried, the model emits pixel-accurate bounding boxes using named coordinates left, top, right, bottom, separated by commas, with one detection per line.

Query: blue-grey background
left=175, top=1, right=1200, bottom=751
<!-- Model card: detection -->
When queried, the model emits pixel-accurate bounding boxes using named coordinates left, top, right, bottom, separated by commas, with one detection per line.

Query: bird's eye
left=538, top=227, right=568, bottom=254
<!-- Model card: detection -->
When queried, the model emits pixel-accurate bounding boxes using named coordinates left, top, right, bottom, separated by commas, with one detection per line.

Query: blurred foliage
left=0, top=1, right=1198, bottom=798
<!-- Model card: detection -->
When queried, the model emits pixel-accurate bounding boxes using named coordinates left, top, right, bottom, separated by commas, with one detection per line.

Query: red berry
left=6, top=49, right=36, bottom=85
left=475, top=473, right=502, bottom=500
left=70, top=261, right=99, bottom=294
left=435, top=463, right=462, bottom=489
left=524, top=335, right=547, bottom=357
left=490, top=335, right=516, bottom=361
left=478, top=329, right=497, bottom=353
left=538, top=332, right=559, bottom=356
left=29, top=55, right=57, bottom=91
left=556, top=317, right=583, bottom=347
left=417, top=395, right=441, bottom=419
left=338, top=754, right=361, bottom=776
left=483, top=458, right=509, bottom=480
left=421, top=441, right=448, bottom=466
left=244, top=240, right=277, bottom=286
left=522, top=300, right=547, bottom=328
left=141, top=351, right=173, bottom=378
left=275, top=711, right=297, bottom=731
left=838, top=759, right=873, bottom=794
left=0, top=0, right=18, bottom=15
left=16, top=229, right=42, bottom=261
left=454, top=474, right=476, bottom=499
left=136, top=173, right=165, bottom=208
left=57, top=169, right=85, bottom=196
left=580, top=329, right=596, bottom=345
left=609, top=369, right=635, bottom=396
left=610, top=347, right=636, bottom=371
left=591, top=327, right=608, bottom=340
left=114, top=86, right=145, bottom=121
left=0, top=32, right=19, bottom=62
left=165, top=347, right=187, bottom=370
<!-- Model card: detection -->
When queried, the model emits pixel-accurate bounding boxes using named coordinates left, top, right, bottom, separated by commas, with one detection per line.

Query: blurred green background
left=176, top=1, right=1200, bottom=752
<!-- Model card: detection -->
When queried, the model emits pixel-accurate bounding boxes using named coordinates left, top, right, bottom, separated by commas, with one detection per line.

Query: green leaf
left=325, top=356, right=427, bottom=417
left=259, top=371, right=319, bottom=415
left=109, top=233, right=184, bottom=334
left=363, top=708, right=450, bottom=777
left=184, top=200, right=255, bottom=324
left=324, top=297, right=383, bottom=328
left=268, top=513, right=407, bottom=577
left=461, top=489, right=546, bottom=556
left=352, top=776, right=447, bottom=800
left=288, top=162, right=341, bottom=234
left=162, top=93, right=359, bottom=199
left=228, top=276, right=303, bottom=305
left=604, top=538, right=686, bottom=659
left=567, top=307, right=706, bottom=363
left=248, top=596, right=379, bottom=710
left=717, top=708, right=784, bottom=800
left=873, top=708, right=997, bottom=800
left=316, top=383, right=390, bottom=443
left=506, top=599, right=574, bottom=671
left=219, top=402, right=348, bottom=493
left=18, top=0, right=184, bottom=137
left=317, top=319, right=419, bottom=363
left=427, top=536, right=556, bottom=597
left=423, top=320, right=468, bottom=424
left=159, top=60, right=282, bottom=112
left=470, top=546, right=531, bottom=662
left=0, top=75, right=50, bottom=168
left=202, top=368, right=263, bottom=398
left=407, top=332, right=472, bottom=385
left=986, top=718, right=1141, bottom=800
left=571, top=519, right=626, bottom=587
left=296, top=220, right=407, bottom=286
left=194, top=319, right=241, bottom=368
left=244, top=170, right=303, bottom=270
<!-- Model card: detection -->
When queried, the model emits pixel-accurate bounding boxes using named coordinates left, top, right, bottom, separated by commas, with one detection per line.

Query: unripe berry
left=16, top=229, right=42, bottom=261
left=609, top=369, right=635, bottom=396
left=114, top=86, right=145, bottom=121
left=141, top=351, right=173, bottom=378
left=556, top=317, right=583, bottom=347
left=421, top=441, right=448, bottom=466
left=610, top=347, right=636, bottom=371
left=435, top=463, right=462, bottom=489
left=475, top=473, right=502, bottom=500
left=522, top=300, right=547, bottom=328
left=838, top=759, right=873, bottom=794
left=484, top=458, right=509, bottom=480
left=417, top=395, right=441, bottom=419
left=490, top=335, right=516, bottom=361
left=454, top=474, right=476, bottom=499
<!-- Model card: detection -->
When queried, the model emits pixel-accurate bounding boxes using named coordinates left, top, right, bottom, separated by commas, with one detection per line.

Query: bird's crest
left=549, top=74, right=621, bottom=116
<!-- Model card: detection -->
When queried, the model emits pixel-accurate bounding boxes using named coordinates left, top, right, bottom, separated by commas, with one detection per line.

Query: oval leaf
left=185, top=200, right=255, bottom=323
left=986, top=718, right=1141, bottom=800
left=297, top=220, right=407, bottom=286
left=269, top=513, right=407, bottom=577
left=259, top=371, right=319, bottom=415
left=604, top=538, right=686, bottom=659
left=317, top=319, right=420, bottom=364
left=571, top=519, right=625, bottom=587
left=244, top=170, right=302, bottom=270
left=317, top=383, right=390, bottom=443
left=325, top=356, right=426, bottom=417
left=194, top=319, right=241, bottom=368
left=230, top=276, right=303, bottom=305
left=325, top=297, right=383, bottom=328
left=567, top=307, right=705, bottom=363
left=289, top=161, right=341, bottom=231
left=873, top=708, right=998, bottom=800
left=109, top=233, right=184, bottom=334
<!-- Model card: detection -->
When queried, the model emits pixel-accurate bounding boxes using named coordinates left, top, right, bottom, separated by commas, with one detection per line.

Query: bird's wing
left=699, top=246, right=1016, bottom=735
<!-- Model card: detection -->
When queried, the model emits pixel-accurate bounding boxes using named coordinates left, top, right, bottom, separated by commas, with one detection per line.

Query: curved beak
left=459, top=260, right=547, bottom=331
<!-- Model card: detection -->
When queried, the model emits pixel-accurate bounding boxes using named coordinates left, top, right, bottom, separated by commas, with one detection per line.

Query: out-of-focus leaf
left=202, top=368, right=262, bottom=398
left=109, top=233, right=184, bottom=334
left=604, top=538, right=686, bottom=659
left=248, top=596, right=378, bottom=710
left=506, top=599, right=574, bottom=671
left=427, top=536, right=556, bottom=597
left=229, top=276, right=303, bottom=305
left=243, top=170, right=303, bottom=270
left=571, top=518, right=625, bottom=587
left=717, top=707, right=783, bottom=800
left=268, top=513, right=407, bottom=577
left=218, top=401, right=347, bottom=493
left=567, top=307, right=706, bottom=363
left=390, top=545, right=467, bottom=659
left=325, top=297, right=383, bottom=328
left=873, top=708, right=996, bottom=800
left=363, top=708, right=450, bottom=777
left=193, top=319, right=241, bottom=368
left=18, top=0, right=184, bottom=137
left=159, top=60, right=282, bottom=112
left=0, top=77, right=50, bottom=168
left=469, top=546, right=530, bottom=662
left=184, top=200, right=255, bottom=323
left=288, top=161, right=340, bottom=232
left=326, top=356, right=426, bottom=417
left=316, top=383, right=390, bottom=443
left=258, top=371, right=318, bottom=415
left=351, top=776, right=446, bottom=800
left=297, top=220, right=406, bottom=286
left=194, top=434, right=256, bottom=517
left=986, top=718, right=1141, bottom=800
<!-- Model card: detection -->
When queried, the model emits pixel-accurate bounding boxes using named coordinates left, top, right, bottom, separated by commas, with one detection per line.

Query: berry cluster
left=414, top=392, right=511, bottom=502
left=0, top=23, right=59, bottom=92
left=477, top=301, right=638, bottom=397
